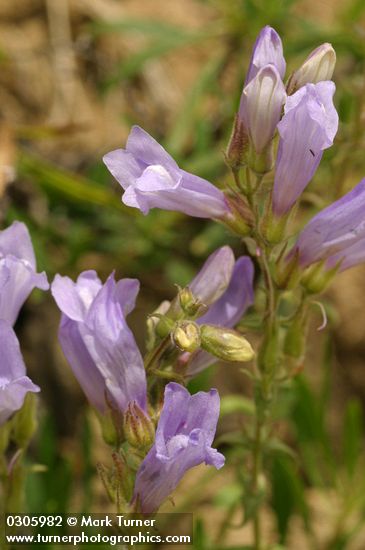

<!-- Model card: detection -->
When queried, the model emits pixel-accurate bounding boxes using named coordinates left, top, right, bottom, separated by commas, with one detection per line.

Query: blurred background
left=2, top=0, right=365, bottom=547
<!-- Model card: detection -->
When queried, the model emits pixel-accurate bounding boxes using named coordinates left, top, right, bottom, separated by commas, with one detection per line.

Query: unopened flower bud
left=225, top=115, right=249, bottom=169
left=239, top=64, right=286, bottom=157
left=178, top=287, right=207, bottom=317
left=97, top=408, right=121, bottom=447
left=147, top=300, right=171, bottom=342
left=200, top=324, right=254, bottom=362
left=172, top=322, right=201, bottom=353
left=245, top=26, right=286, bottom=84
left=287, top=43, right=336, bottom=95
left=123, top=402, right=155, bottom=450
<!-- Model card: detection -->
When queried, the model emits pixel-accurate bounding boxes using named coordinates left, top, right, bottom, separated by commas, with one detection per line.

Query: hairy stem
left=233, top=164, right=280, bottom=549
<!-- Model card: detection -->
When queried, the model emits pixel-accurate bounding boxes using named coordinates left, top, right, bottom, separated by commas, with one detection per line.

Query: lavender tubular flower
left=103, top=126, right=230, bottom=220
left=189, top=246, right=235, bottom=306
left=132, top=383, right=224, bottom=513
left=0, top=221, right=49, bottom=325
left=273, top=82, right=338, bottom=216
left=185, top=255, right=254, bottom=376
left=197, top=256, right=254, bottom=327
left=292, top=178, right=365, bottom=268
left=239, top=64, right=286, bottom=154
left=160, top=246, right=236, bottom=327
left=245, top=25, right=286, bottom=84
left=0, top=320, right=40, bottom=426
left=51, top=271, right=147, bottom=415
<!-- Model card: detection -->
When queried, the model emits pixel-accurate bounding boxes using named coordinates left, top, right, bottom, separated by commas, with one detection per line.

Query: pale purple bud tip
left=245, top=25, right=286, bottom=84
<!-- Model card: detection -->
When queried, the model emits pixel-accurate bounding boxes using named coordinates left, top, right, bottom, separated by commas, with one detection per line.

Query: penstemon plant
left=1, top=23, right=365, bottom=550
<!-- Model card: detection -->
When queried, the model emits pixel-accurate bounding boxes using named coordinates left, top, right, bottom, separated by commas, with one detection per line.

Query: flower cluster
left=4, top=24, right=365, bottom=528
left=102, top=25, right=365, bottom=287
left=50, top=244, right=255, bottom=511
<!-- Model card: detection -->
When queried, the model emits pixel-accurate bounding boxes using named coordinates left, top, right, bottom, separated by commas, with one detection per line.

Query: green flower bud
left=172, top=321, right=201, bottom=353
left=123, top=402, right=155, bottom=450
left=154, top=314, right=176, bottom=338
left=147, top=300, right=171, bottom=344
left=97, top=408, right=121, bottom=447
left=178, top=287, right=207, bottom=317
left=200, top=324, right=255, bottom=362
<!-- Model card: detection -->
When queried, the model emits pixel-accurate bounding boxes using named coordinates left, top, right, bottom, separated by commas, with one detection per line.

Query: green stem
left=235, top=163, right=279, bottom=549
left=252, top=415, right=263, bottom=550
left=144, top=335, right=171, bottom=372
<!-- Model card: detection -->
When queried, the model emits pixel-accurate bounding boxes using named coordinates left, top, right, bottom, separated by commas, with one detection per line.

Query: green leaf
left=271, top=456, right=311, bottom=544
left=194, top=518, right=210, bottom=550
left=266, top=438, right=298, bottom=461
left=291, top=375, right=335, bottom=480
left=342, top=398, right=363, bottom=476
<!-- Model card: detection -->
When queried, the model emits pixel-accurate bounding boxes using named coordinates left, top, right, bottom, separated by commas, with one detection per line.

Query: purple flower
left=272, top=82, right=338, bottom=216
left=291, top=178, right=365, bottom=269
left=168, top=247, right=254, bottom=376
left=51, top=270, right=146, bottom=415
left=245, top=26, right=286, bottom=85
left=188, top=246, right=236, bottom=306
left=239, top=64, right=286, bottom=154
left=326, top=238, right=365, bottom=272
left=103, top=126, right=230, bottom=219
left=132, top=382, right=224, bottom=513
left=187, top=255, right=254, bottom=376
left=0, top=320, right=40, bottom=426
left=0, top=221, right=49, bottom=326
